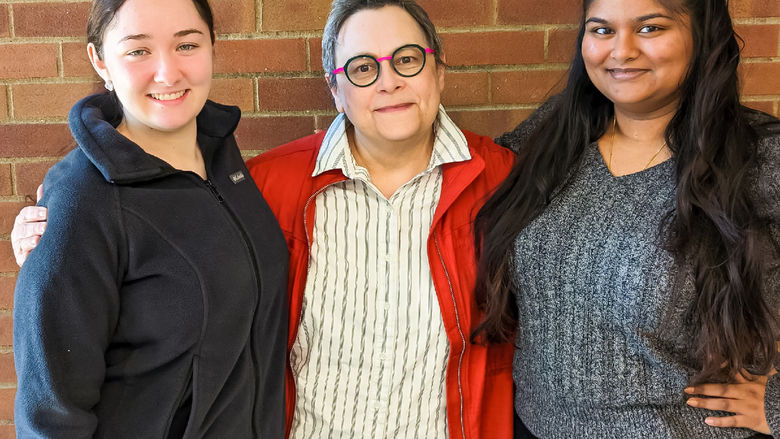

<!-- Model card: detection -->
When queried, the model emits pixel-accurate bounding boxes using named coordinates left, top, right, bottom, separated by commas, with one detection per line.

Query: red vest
left=247, top=129, right=515, bottom=439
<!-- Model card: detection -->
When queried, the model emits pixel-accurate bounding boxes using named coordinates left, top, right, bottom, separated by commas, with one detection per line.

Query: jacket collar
left=68, top=92, right=241, bottom=184
left=312, top=105, right=472, bottom=179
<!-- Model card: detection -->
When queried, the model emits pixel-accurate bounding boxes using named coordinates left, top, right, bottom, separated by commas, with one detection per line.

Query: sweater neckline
left=589, top=141, right=675, bottom=181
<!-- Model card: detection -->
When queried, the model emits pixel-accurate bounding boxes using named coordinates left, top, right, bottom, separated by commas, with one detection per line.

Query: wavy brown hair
left=473, top=0, right=777, bottom=382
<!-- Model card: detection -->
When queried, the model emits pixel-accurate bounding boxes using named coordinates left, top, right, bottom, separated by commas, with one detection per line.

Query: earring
left=104, top=80, right=114, bottom=91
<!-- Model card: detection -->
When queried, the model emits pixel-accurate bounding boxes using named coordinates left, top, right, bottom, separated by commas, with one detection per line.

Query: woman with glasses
left=474, top=0, right=780, bottom=437
left=244, top=1, right=516, bottom=437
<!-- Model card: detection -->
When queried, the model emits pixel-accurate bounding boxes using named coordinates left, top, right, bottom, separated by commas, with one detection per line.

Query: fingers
left=11, top=206, right=47, bottom=268
left=685, top=384, right=738, bottom=399
left=14, top=206, right=47, bottom=225
left=703, top=414, right=750, bottom=428
left=13, top=237, right=39, bottom=267
left=687, top=396, right=742, bottom=413
left=704, top=414, right=771, bottom=435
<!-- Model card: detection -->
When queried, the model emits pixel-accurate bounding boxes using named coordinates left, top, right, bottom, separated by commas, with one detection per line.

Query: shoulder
left=747, top=109, right=780, bottom=180
left=246, top=132, right=324, bottom=172
left=245, top=131, right=325, bottom=192
left=463, top=130, right=515, bottom=170
left=743, top=109, right=780, bottom=220
left=43, top=149, right=113, bottom=204
left=494, top=94, right=560, bottom=151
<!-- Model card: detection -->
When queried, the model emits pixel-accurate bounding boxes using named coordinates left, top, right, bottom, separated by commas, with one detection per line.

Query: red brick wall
left=0, top=0, right=778, bottom=434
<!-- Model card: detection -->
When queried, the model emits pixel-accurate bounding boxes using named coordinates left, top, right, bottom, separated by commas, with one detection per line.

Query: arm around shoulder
left=13, top=155, right=125, bottom=437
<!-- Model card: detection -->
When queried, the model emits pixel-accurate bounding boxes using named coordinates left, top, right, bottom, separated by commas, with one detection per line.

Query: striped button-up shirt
left=289, top=106, right=472, bottom=438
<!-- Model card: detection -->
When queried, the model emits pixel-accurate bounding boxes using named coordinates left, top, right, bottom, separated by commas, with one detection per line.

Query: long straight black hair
left=473, top=0, right=777, bottom=382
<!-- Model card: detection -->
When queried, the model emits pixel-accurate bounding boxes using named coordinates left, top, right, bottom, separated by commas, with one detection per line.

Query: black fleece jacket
left=13, top=93, right=288, bottom=438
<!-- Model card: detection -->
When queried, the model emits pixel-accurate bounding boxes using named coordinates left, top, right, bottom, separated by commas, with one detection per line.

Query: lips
left=149, top=90, right=188, bottom=101
left=374, top=103, right=413, bottom=112
left=606, top=68, right=650, bottom=80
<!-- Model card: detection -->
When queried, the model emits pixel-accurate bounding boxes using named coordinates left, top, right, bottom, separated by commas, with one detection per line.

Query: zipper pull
left=204, top=179, right=224, bottom=203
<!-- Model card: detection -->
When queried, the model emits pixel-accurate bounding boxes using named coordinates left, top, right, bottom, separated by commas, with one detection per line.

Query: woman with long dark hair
left=474, top=0, right=779, bottom=437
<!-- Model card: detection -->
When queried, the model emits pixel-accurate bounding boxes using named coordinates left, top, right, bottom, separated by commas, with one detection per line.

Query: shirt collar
left=312, top=105, right=471, bottom=177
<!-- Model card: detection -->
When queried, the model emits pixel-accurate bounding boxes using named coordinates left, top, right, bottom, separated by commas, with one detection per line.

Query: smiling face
left=329, top=5, right=445, bottom=147
left=88, top=0, right=213, bottom=134
left=582, top=0, right=693, bottom=115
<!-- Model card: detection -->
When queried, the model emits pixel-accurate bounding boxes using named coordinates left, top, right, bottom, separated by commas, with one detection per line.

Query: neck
left=348, top=125, right=435, bottom=198
left=613, top=100, right=678, bottom=143
left=118, top=117, right=205, bottom=178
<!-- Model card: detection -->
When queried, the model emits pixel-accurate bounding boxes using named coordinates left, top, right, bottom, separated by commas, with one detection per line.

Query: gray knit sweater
left=496, top=105, right=780, bottom=438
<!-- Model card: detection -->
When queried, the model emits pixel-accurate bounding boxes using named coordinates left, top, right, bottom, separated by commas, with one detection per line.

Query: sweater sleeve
left=13, top=155, right=123, bottom=438
left=753, top=126, right=780, bottom=436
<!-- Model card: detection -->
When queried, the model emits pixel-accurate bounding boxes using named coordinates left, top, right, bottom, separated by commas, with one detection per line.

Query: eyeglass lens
left=345, top=45, right=427, bottom=86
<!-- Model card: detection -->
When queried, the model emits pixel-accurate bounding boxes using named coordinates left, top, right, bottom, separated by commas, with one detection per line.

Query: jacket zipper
left=202, top=177, right=262, bottom=438
left=434, top=231, right=467, bottom=439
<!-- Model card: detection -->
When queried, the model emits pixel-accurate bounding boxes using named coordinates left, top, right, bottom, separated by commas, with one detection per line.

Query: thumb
left=36, top=184, right=43, bottom=203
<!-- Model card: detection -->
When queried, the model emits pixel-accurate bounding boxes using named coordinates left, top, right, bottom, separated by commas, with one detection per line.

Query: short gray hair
left=322, top=0, right=445, bottom=87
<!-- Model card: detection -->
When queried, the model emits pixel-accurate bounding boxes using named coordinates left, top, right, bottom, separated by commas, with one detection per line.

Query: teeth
left=151, top=91, right=186, bottom=101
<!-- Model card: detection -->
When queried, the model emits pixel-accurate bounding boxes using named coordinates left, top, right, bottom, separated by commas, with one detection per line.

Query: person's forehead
left=335, top=6, right=428, bottom=58
left=106, top=0, right=208, bottom=40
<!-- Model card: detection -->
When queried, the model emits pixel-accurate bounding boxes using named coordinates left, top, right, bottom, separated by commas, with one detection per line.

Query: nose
left=611, top=32, right=640, bottom=63
left=153, top=52, right=183, bottom=86
left=374, top=58, right=403, bottom=92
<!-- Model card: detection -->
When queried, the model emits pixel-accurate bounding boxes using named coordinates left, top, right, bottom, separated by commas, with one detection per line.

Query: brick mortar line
left=440, top=24, right=579, bottom=33
left=0, top=36, right=82, bottom=43
left=0, top=347, right=12, bottom=354
left=0, top=77, right=101, bottom=85
left=0, top=196, right=27, bottom=203
left=742, top=95, right=780, bottom=100
left=742, top=57, right=780, bottom=62
left=492, top=0, right=498, bottom=25
left=446, top=63, right=571, bottom=72
left=253, top=77, right=260, bottom=113
left=733, top=17, right=780, bottom=25
left=0, top=157, right=62, bottom=164
left=6, top=82, right=12, bottom=120
left=255, top=0, right=263, bottom=33
left=446, top=103, right=546, bottom=111
left=2, top=85, right=9, bottom=121
left=9, top=162, right=16, bottom=196
left=487, top=72, right=493, bottom=104
left=0, top=272, right=16, bottom=278
left=57, top=42, right=64, bottom=78
left=0, top=0, right=90, bottom=3
left=543, top=29, right=550, bottom=62
left=305, top=38, right=311, bottom=73
left=7, top=3, right=12, bottom=39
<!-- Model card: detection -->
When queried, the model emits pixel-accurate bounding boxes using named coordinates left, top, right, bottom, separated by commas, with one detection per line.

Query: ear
left=326, top=74, right=345, bottom=113
left=436, top=62, right=445, bottom=94
left=87, top=43, right=111, bottom=84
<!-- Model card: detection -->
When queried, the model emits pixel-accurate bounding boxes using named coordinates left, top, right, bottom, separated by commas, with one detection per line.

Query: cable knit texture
left=496, top=104, right=780, bottom=439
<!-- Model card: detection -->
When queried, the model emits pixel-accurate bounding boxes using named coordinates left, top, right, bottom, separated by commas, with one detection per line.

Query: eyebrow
left=585, top=13, right=674, bottom=25
left=118, top=29, right=204, bottom=43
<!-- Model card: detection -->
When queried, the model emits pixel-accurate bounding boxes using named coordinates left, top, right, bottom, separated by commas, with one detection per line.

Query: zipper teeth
left=434, top=233, right=467, bottom=439
left=202, top=177, right=261, bottom=437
